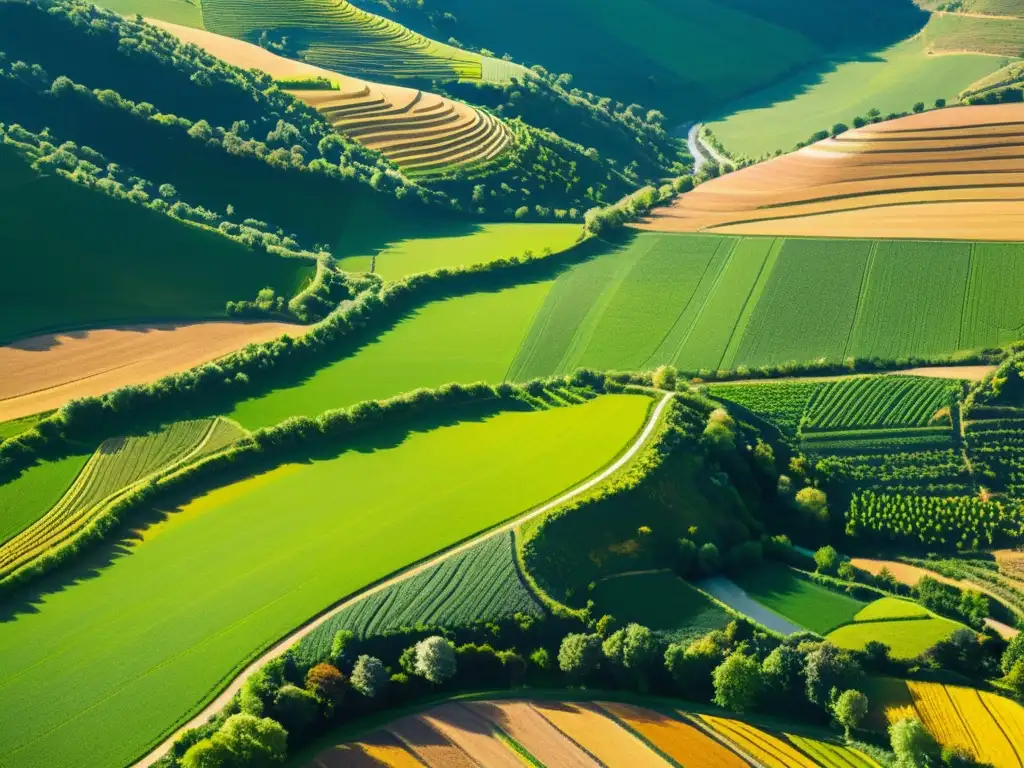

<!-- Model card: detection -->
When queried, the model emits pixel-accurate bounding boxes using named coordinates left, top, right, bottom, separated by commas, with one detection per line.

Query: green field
left=803, top=376, right=954, bottom=431
left=590, top=570, right=731, bottom=642
left=0, top=420, right=243, bottom=581
left=336, top=222, right=582, bottom=280
left=230, top=232, right=1022, bottom=429
left=709, top=36, right=1003, bottom=157
left=731, top=564, right=865, bottom=634
left=707, top=382, right=821, bottom=436
left=295, top=531, right=543, bottom=660
left=827, top=605, right=964, bottom=659
left=0, top=412, right=49, bottom=441
left=0, top=394, right=649, bottom=768
left=94, top=0, right=202, bottom=26
left=0, top=453, right=90, bottom=545
left=0, top=145, right=313, bottom=343
left=854, top=596, right=930, bottom=621
left=922, top=12, right=1024, bottom=56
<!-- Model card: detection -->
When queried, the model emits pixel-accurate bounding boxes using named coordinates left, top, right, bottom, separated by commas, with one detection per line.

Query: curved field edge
left=14, top=387, right=655, bottom=768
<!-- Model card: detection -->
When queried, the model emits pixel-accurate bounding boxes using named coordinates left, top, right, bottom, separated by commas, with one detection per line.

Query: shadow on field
left=0, top=397, right=533, bottom=624
left=331, top=218, right=493, bottom=270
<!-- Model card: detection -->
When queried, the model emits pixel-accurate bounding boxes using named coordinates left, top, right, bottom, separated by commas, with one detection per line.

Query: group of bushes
left=582, top=178, right=692, bottom=236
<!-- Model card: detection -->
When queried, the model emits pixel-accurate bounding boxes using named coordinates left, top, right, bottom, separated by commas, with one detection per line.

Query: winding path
left=133, top=390, right=675, bottom=767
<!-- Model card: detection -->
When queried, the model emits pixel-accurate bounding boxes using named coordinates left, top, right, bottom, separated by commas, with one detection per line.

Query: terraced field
left=314, top=699, right=876, bottom=768
left=0, top=395, right=649, bottom=768
left=152, top=21, right=512, bottom=174
left=198, top=0, right=523, bottom=83
left=0, top=418, right=243, bottom=582
left=643, top=104, right=1024, bottom=240
left=922, top=11, right=1024, bottom=56
left=868, top=678, right=1024, bottom=765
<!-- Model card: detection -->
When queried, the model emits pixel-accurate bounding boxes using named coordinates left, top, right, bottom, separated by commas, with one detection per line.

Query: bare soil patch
left=0, top=321, right=302, bottom=423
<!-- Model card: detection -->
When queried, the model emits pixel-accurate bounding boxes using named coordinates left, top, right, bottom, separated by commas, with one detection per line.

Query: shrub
left=350, top=655, right=388, bottom=698
left=558, top=633, right=602, bottom=679
left=413, top=636, right=457, bottom=684
left=712, top=651, right=761, bottom=713
left=182, top=714, right=287, bottom=768
left=273, top=685, right=319, bottom=735
left=890, top=717, right=938, bottom=767
left=814, top=545, right=839, bottom=575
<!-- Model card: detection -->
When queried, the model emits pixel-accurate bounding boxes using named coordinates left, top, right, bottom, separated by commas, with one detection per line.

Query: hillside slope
left=641, top=104, right=1024, bottom=240
left=354, top=0, right=929, bottom=119
left=150, top=20, right=512, bottom=175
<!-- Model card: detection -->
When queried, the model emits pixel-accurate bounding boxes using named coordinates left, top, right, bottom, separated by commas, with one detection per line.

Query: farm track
left=132, top=391, right=675, bottom=768
left=150, top=20, right=511, bottom=173
left=639, top=104, right=1024, bottom=240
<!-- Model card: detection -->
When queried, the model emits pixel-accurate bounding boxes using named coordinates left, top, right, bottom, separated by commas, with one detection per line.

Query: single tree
left=350, top=655, right=388, bottom=698
left=652, top=365, right=677, bottom=390
left=805, top=643, right=862, bottom=707
left=414, top=636, right=457, bottom=684
left=558, top=633, right=602, bottom=679
left=833, top=689, right=869, bottom=737
left=814, top=545, right=840, bottom=574
left=890, top=717, right=938, bottom=767
left=796, top=487, right=829, bottom=522
left=273, top=684, right=319, bottom=734
left=305, top=663, right=347, bottom=706
left=712, top=651, right=762, bottom=712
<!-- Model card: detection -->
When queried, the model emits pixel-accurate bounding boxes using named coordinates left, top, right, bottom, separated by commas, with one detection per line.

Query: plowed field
left=640, top=104, right=1024, bottom=240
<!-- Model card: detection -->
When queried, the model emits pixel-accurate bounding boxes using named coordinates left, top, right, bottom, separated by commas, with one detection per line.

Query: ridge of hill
left=640, top=104, right=1024, bottom=241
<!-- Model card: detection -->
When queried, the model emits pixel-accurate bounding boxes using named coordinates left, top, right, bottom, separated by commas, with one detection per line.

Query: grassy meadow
left=731, top=564, right=864, bottom=634
left=708, top=37, right=1002, bottom=157
left=0, top=394, right=650, bottom=768
left=335, top=222, right=581, bottom=280
left=0, top=146, right=313, bottom=343
left=591, top=570, right=731, bottom=642
left=0, top=453, right=90, bottom=545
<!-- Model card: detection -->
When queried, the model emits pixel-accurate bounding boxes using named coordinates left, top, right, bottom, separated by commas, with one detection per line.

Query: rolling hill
left=641, top=104, right=1024, bottom=241
left=152, top=20, right=512, bottom=175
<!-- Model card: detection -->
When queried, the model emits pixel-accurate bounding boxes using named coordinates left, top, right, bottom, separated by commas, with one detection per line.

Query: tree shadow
left=331, top=218, right=491, bottom=270
left=0, top=396, right=533, bottom=624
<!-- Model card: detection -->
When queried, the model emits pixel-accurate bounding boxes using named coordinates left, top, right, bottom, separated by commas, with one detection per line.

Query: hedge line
left=0, top=233, right=596, bottom=481
left=0, top=374, right=613, bottom=594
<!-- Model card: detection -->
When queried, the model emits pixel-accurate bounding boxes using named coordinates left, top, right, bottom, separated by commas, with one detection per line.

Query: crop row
left=0, top=419, right=225, bottom=579
left=294, top=531, right=543, bottom=663
left=700, top=715, right=818, bottom=768
left=706, top=381, right=819, bottom=436
left=815, top=449, right=968, bottom=485
left=846, top=490, right=1024, bottom=549
left=804, top=375, right=954, bottom=431
left=908, top=682, right=1023, bottom=765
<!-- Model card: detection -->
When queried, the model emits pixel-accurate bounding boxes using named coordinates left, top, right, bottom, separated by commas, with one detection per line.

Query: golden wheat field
left=869, top=678, right=1024, bottom=767
left=151, top=20, right=510, bottom=174
left=639, top=104, right=1024, bottom=240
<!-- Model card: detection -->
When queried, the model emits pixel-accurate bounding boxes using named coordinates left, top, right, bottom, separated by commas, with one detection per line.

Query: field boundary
left=132, top=390, right=675, bottom=768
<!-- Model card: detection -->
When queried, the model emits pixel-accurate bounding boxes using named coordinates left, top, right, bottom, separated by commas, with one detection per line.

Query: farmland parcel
left=0, top=394, right=650, bottom=768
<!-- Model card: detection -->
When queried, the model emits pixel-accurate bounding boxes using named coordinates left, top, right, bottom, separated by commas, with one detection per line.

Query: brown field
left=638, top=104, right=1024, bottom=240
left=466, top=700, right=600, bottom=768
left=386, top=714, right=479, bottom=768
left=0, top=321, right=302, bottom=424
left=532, top=702, right=672, bottom=767
left=420, top=704, right=523, bottom=768
left=599, top=702, right=747, bottom=768
left=310, top=731, right=423, bottom=767
left=152, top=20, right=510, bottom=174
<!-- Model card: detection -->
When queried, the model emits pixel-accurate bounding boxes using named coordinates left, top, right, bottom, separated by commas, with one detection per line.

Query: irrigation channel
left=134, top=390, right=676, bottom=767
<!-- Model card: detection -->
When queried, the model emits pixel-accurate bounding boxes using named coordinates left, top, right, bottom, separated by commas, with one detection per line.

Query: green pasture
left=0, top=145, right=312, bottom=343
left=0, top=394, right=650, bottom=768
left=0, top=412, right=49, bottom=441
left=854, top=597, right=930, bottom=621
left=229, top=232, right=1023, bottom=429
left=731, top=564, right=864, bottom=634
left=827, top=615, right=964, bottom=658
left=335, top=222, right=581, bottom=280
left=0, top=453, right=90, bottom=545
left=95, top=0, right=203, bottom=27
left=227, top=279, right=553, bottom=429
left=922, top=12, right=1024, bottom=56
left=591, top=570, right=731, bottom=642
left=709, top=36, right=1003, bottom=158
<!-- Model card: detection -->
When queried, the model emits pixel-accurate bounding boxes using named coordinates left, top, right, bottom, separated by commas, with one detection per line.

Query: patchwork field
left=590, top=570, right=731, bottom=642
left=646, top=104, right=1024, bottom=240
left=707, top=36, right=1002, bottom=158
left=730, top=564, right=864, bottom=634
left=0, top=395, right=649, bottom=768
left=312, top=699, right=881, bottom=768
left=151, top=20, right=513, bottom=174
left=867, top=678, right=1024, bottom=765
left=0, top=143, right=313, bottom=344
left=0, top=418, right=243, bottom=583
left=0, top=321, right=305, bottom=424
left=335, top=222, right=582, bottom=279
left=293, top=531, right=543, bottom=660
left=197, top=0, right=523, bottom=83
